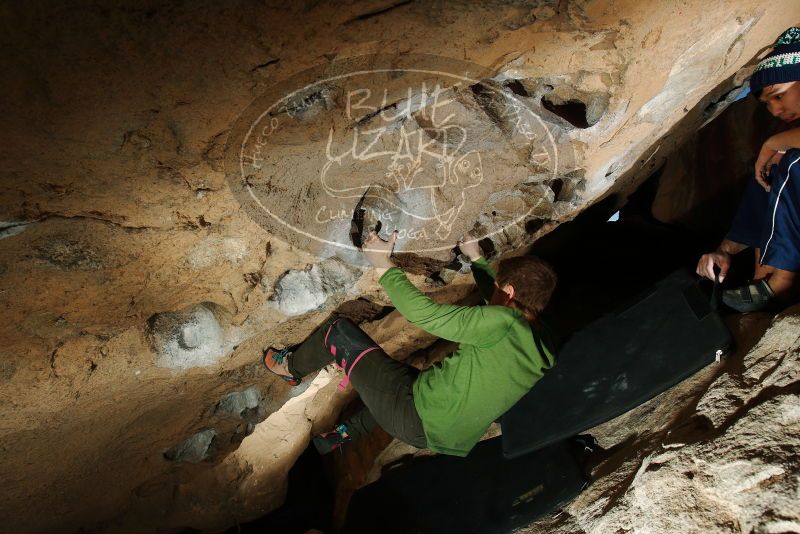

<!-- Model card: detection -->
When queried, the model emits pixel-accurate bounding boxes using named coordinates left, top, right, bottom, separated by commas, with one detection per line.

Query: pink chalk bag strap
left=323, top=318, right=380, bottom=390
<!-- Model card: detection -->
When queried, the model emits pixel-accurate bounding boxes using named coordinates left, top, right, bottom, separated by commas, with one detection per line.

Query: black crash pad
left=502, top=269, right=732, bottom=459
left=342, top=436, right=590, bottom=534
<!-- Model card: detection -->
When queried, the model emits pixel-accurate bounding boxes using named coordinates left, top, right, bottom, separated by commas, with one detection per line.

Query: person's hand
left=755, top=135, right=787, bottom=192
left=362, top=230, right=397, bottom=273
left=457, top=238, right=482, bottom=262
left=696, top=251, right=731, bottom=282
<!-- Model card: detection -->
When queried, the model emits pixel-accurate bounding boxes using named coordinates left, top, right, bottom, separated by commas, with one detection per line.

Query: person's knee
left=324, top=317, right=380, bottom=369
left=332, top=316, right=369, bottom=341
left=322, top=314, right=345, bottom=330
left=321, top=315, right=354, bottom=345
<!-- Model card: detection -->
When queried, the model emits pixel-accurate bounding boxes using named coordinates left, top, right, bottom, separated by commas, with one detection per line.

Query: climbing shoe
left=313, top=423, right=351, bottom=454
left=722, top=279, right=774, bottom=313
left=262, top=347, right=302, bottom=386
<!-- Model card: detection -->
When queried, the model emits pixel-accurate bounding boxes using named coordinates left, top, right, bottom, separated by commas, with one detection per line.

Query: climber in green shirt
left=263, top=231, right=557, bottom=456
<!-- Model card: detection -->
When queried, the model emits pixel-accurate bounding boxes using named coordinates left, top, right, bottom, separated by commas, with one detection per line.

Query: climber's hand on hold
left=457, top=237, right=482, bottom=262
left=363, top=230, right=397, bottom=276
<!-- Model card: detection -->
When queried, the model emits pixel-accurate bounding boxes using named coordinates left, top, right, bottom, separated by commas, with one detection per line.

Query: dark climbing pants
left=727, top=160, right=800, bottom=272
left=287, top=316, right=428, bottom=448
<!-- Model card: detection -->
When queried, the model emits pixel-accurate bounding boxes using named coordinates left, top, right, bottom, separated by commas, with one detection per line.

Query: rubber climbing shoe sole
left=313, top=424, right=351, bottom=454
left=722, top=279, right=774, bottom=313
left=262, top=347, right=302, bottom=386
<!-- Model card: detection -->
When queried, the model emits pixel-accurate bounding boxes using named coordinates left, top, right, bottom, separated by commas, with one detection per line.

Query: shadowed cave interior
left=3, top=3, right=800, bottom=533
left=229, top=94, right=786, bottom=533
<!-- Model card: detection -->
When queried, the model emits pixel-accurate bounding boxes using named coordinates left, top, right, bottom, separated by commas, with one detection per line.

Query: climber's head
left=490, top=255, right=557, bottom=322
left=751, top=27, right=800, bottom=122
left=758, top=82, right=800, bottom=123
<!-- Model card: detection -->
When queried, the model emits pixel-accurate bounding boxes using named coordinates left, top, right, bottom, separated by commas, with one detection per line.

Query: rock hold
left=271, top=258, right=362, bottom=316
left=164, top=429, right=217, bottom=463
left=215, top=387, right=263, bottom=418
left=148, top=303, right=229, bottom=370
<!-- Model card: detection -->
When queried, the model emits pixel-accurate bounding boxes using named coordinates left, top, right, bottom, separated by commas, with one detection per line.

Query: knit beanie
left=750, top=27, right=800, bottom=96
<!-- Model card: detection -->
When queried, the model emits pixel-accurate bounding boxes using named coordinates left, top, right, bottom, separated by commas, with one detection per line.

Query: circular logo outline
left=227, top=56, right=559, bottom=255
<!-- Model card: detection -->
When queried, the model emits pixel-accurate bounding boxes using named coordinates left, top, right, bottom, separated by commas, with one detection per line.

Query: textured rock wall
left=1, top=1, right=799, bottom=532
left=651, top=92, right=784, bottom=241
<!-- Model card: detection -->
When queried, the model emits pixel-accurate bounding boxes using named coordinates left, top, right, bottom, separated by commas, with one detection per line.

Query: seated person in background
left=697, top=27, right=800, bottom=312
left=263, top=231, right=557, bottom=456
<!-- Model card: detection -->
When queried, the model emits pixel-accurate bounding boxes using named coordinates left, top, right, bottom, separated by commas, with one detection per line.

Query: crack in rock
left=0, top=221, right=33, bottom=240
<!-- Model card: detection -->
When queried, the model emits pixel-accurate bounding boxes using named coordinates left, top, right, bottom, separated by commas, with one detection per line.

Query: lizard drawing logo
left=320, top=107, right=484, bottom=240
left=225, top=54, right=560, bottom=259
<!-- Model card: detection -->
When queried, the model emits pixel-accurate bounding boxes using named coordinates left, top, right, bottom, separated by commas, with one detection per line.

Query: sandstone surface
left=1, top=1, right=798, bottom=531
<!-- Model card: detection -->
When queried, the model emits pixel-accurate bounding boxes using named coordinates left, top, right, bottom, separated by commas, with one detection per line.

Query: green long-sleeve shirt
left=378, top=257, right=556, bottom=457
